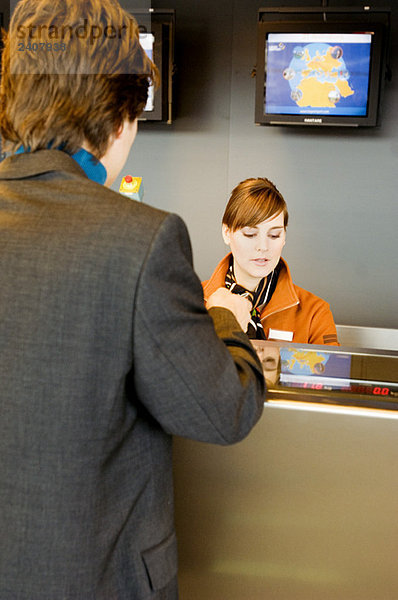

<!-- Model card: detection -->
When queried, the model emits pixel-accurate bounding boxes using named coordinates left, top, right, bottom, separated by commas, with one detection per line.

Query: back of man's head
left=0, top=0, right=157, bottom=157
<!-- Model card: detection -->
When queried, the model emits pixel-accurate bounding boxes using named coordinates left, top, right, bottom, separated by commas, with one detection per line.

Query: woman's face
left=222, top=212, right=286, bottom=291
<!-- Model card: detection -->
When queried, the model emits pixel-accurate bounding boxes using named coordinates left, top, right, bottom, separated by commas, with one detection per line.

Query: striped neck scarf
left=225, top=256, right=280, bottom=339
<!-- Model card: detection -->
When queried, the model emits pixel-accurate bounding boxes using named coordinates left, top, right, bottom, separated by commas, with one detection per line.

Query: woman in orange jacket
left=202, top=177, right=339, bottom=346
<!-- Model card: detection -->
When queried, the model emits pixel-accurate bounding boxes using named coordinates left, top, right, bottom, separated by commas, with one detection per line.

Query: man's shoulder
left=93, top=181, right=168, bottom=226
left=0, top=149, right=168, bottom=227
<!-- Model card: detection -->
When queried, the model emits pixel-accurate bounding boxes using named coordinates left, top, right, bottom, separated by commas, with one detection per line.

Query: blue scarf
left=15, top=146, right=107, bottom=185
left=69, top=148, right=107, bottom=185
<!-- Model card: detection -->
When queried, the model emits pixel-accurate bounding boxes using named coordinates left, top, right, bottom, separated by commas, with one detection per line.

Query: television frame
left=255, top=7, right=391, bottom=128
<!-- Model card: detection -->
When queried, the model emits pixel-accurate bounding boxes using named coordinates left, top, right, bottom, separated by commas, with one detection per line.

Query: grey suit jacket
left=0, top=150, right=264, bottom=599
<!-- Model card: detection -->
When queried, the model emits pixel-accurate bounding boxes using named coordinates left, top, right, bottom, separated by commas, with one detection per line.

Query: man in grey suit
left=0, top=1, right=264, bottom=598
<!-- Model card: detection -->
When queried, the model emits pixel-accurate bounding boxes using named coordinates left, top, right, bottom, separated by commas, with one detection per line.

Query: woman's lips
left=252, top=258, right=269, bottom=265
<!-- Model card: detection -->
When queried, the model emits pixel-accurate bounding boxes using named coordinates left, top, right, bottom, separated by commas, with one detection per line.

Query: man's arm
left=133, top=213, right=265, bottom=445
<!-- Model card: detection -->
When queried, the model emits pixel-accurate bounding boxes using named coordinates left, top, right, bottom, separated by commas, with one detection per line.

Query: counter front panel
left=174, top=342, right=398, bottom=599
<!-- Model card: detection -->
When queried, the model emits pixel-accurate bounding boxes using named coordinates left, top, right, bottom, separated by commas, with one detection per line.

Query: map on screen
left=279, top=348, right=352, bottom=389
left=265, top=32, right=372, bottom=117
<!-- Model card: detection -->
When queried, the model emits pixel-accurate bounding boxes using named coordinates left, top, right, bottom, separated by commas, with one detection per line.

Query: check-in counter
left=173, top=339, right=398, bottom=600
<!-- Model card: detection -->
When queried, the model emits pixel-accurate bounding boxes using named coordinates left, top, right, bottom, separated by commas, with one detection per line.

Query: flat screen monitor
left=255, top=19, right=389, bottom=127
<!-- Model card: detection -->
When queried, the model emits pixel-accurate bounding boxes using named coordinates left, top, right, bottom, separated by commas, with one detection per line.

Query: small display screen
left=264, top=32, right=373, bottom=117
left=280, top=347, right=352, bottom=389
left=139, top=32, right=155, bottom=112
left=252, top=340, right=398, bottom=405
left=278, top=349, right=397, bottom=398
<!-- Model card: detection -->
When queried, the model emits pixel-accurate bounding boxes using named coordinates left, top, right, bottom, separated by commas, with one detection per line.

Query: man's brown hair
left=0, top=0, right=158, bottom=157
left=222, top=177, right=289, bottom=231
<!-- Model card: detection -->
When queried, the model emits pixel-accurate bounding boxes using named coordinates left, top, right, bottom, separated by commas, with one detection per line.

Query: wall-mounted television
left=255, top=7, right=391, bottom=127
left=130, top=8, right=175, bottom=124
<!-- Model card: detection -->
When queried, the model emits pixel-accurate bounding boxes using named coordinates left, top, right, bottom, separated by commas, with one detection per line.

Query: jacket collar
left=202, top=252, right=299, bottom=318
left=0, top=149, right=89, bottom=181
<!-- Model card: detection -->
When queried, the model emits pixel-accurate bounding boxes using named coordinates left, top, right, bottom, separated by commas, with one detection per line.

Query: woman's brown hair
left=223, top=177, right=289, bottom=231
left=0, top=0, right=159, bottom=157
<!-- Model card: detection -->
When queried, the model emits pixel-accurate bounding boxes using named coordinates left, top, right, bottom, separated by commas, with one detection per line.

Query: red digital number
left=373, top=387, right=389, bottom=396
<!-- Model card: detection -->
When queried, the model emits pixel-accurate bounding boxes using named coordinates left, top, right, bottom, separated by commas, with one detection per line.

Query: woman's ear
left=222, top=224, right=231, bottom=246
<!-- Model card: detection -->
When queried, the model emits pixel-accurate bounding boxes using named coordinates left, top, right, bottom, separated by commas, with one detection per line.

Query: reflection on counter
left=252, top=340, right=398, bottom=413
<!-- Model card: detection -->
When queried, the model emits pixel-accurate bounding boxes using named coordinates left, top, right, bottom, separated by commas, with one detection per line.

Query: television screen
left=255, top=14, right=390, bottom=127
left=139, top=32, right=155, bottom=112
left=265, top=32, right=372, bottom=119
left=129, top=8, right=175, bottom=123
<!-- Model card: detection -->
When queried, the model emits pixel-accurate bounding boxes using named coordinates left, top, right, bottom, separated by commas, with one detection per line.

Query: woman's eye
left=269, top=234, right=281, bottom=240
left=243, top=233, right=256, bottom=238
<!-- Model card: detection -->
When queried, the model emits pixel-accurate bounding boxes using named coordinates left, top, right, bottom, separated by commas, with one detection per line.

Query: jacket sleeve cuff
left=207, top=306, right=242, bottom=336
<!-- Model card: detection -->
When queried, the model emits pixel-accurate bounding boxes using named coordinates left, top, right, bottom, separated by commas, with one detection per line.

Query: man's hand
left=206, top=287, right=252, bottom=332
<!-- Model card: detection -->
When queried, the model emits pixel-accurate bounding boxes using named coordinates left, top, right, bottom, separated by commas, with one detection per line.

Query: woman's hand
left=206, top=288, right=252, bottom=332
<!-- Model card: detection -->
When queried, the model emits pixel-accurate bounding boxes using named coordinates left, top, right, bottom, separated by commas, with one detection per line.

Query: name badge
left=268, top=328, right=294, bottom=342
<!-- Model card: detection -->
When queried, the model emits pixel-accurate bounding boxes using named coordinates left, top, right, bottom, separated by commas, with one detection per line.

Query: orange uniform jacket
left=202, top=254, right=339, bottom=346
